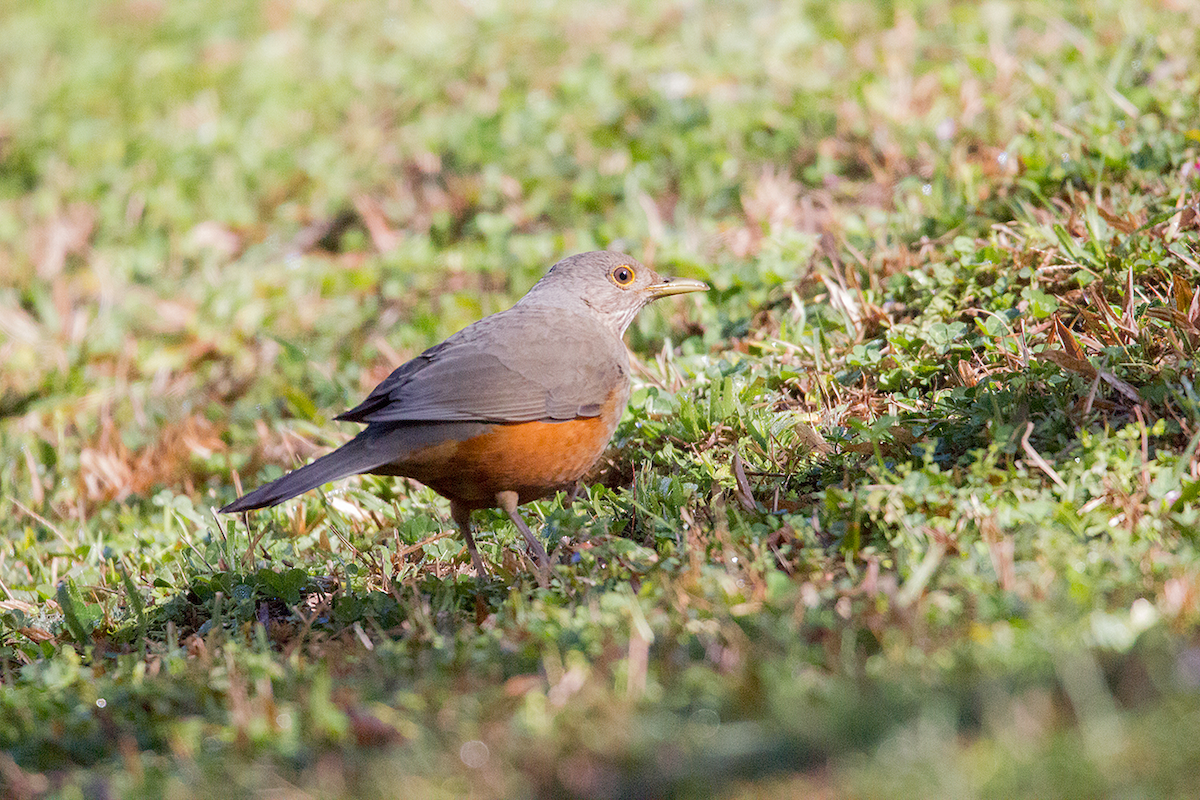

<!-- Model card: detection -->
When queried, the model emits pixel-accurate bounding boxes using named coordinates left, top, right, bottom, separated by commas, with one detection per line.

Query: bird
left=220, top=251, right=707, bottom=577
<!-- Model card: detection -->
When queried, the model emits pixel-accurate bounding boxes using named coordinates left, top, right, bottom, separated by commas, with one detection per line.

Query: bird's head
left=522, top=251, right=708, bottom=335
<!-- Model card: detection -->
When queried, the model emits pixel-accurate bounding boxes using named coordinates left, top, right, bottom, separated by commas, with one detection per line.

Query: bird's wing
left=336, top=306, right=629, bottom=424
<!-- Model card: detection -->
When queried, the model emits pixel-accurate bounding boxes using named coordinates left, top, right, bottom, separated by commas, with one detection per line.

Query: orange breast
left=386, top=385, right=627, bottom=509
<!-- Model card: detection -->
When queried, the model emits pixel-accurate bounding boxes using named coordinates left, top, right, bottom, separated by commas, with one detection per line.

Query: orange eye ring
left=610, top=265, right=636, bottom=286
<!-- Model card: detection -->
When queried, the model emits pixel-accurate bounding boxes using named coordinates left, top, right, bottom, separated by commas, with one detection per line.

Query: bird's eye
left=611, top=265, right=636, bottom=286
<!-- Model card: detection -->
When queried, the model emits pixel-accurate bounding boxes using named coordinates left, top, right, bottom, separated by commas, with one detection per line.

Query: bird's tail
left=219, top=433, right=390, bottom=513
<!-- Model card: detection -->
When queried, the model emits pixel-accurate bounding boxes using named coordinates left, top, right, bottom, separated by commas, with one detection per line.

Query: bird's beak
left=647, top=275, right=709, bottom=298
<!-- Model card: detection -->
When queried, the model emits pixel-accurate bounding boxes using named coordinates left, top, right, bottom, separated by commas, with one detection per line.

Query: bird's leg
left=496, top=490, right=550, bottom=574
left=450, top=501, right=489, bottom=578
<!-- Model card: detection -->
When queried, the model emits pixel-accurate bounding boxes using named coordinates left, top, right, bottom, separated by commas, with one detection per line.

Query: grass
left=2, top=0, right=1200, bottom=796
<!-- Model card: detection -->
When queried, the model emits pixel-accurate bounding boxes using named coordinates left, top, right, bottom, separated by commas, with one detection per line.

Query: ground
left=2, top=0, right=1200, bottom=797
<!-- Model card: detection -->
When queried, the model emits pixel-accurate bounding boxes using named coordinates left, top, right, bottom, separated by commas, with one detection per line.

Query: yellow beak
left=648, top=275, right=709, bottom=297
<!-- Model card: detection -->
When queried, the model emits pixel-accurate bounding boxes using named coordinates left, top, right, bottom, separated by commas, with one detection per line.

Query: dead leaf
left=1053, top=316, right=1088, bottom=361
left=353, top=194, right=402, bottom=253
